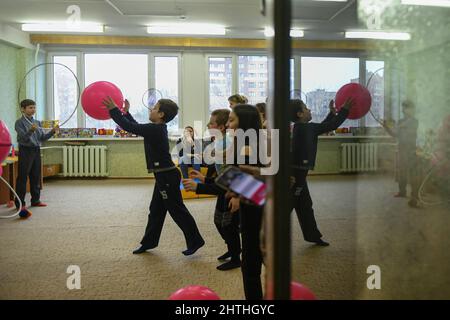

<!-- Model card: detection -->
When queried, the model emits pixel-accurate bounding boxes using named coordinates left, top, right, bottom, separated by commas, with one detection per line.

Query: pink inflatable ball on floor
left=169, top=285, right=221, bottom=300
left=335, top=83, right=372, bottom=120
left=0, top=120, right=12, bottom=163
left=81, top=81, right=124, bottom=120
left=291, top=282, right=317, bottom=300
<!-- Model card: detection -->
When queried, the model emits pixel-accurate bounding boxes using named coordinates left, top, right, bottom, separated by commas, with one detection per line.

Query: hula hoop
left=17, top=62, right=81, bottom=127
left=141, top=88, right=163, bottom=110
left=366, top=66, right=386, bottom=126
left=418, top=159, right=450, bottom=206
left=0, top=175, right=22, bottom=219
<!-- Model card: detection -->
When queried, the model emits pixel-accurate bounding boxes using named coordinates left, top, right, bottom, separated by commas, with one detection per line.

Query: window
left=290, top=58, right=295, bottom=92
left=366, top=61, right=385, bottom=127
left=53, top=56, right=78, bottom=128
left=301, top=57, right=360, bottom=127
left=238, top=55, right=268, bottom=105
left=209, top=57, right=233, bottom=112
left=84, top=54, right=148, bottom=129
left=155, top=56, right=179, bottom=132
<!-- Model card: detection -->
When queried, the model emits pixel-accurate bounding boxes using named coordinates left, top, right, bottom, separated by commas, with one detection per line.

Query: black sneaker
left=217, top=260, right=241, bottom=271
left=314, top=239, right=330, bottom=246
left=217, top=251, right=231, bottom=261
left=132, top=245, right=156, bottom=254
left=182, top=239, right=205, bottom=256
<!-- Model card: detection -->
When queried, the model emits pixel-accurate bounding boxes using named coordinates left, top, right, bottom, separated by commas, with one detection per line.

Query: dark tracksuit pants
left=15, top=146, right=41, bottom=208
left=291, top=169, right=322, bottom=242
left=240, top=202, right=264, bottom=300
left=196, top=182, right=241, bottom=260
left=213, top=198, right=241, bottom=261
left=140, top=169, right=204, bottom=249
left=398, top=149, right=419, bottom=199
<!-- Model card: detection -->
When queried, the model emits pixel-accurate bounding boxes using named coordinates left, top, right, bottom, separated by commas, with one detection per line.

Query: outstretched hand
left=102, top=96, right=118, bottom=111
left=189, top=170, right=205, bottom=183
left=229, top=197, right=240, bottom=213
left=123, top=99, right=130, bottom=113
left=329, top=99, right=337, bottom=115
left=182, top=179, right=198, bottom=192
left=52, top=124, right=60, bottom=134
left=342, top=97, right=355, bottom=111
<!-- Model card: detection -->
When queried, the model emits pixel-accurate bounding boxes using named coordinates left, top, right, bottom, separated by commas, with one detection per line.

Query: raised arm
left=320, top=100, right=337, bottom=124
left=103, top=97, right=155, bottom=137
left=109, top=108, right=154, bottom=137
left=315, top=99, right=353, bottom=135
left=122, top=99, right=139, bottom=124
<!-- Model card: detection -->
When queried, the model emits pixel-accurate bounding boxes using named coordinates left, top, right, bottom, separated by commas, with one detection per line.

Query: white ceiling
left=0, top=0, right=361, bottom=39
left=0, top=0, right=448, bottom=44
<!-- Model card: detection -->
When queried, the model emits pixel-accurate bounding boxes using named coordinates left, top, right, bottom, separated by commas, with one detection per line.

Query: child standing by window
left=15, top=99, right=59, bottom=209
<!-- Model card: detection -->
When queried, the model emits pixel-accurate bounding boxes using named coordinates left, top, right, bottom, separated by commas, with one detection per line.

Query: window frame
left=205, top=53, right=236, bottom=119
left=47, top=51, right=83, bottom=127
left=205, top=51, right=269, bottom=119
left=47, top=48, right=182, bottom=131
left=150, top=52, right=183, bottom=130
left=290, top=50, right=388, bottom=128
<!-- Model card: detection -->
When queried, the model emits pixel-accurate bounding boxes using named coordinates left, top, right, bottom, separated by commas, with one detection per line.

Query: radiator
left=62, top=146, right=108, bottom=177
left=340, top=143, right=378, bottom=173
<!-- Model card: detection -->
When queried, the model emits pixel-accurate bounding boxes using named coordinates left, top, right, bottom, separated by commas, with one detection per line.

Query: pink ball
left=169, top=285, right=221, bottom=300
left=81, top=81, right=124, bottom=120
left=0, top=120, right=12, bottom=163
left=291, top=282, right=317, bottom=300
left=335, top=83, right=372, bottom=120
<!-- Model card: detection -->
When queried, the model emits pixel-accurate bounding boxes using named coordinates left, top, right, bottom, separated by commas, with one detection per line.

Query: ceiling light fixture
left=147, top=24, right=226, bottom=35
left=264, top=27, right=305, bottom=38
left=345, top=30, right=411, bottom=40
left=22, top=23, right=104, bottom=33
left=401, top=0, right=450, bottom=7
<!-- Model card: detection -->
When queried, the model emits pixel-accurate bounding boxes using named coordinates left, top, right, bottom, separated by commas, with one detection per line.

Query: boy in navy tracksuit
left=289, top=98, right=353, bottom=246
left=183, top=109, right=241, bottom=271
left=102, top=98, right=204, bottom=255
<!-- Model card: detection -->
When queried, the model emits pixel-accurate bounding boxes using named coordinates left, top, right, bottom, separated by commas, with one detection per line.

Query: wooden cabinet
left=43, top=164, right=61, bottom=177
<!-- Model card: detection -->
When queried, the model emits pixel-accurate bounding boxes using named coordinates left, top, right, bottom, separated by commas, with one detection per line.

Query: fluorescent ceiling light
left=22, top=23, right=104, bottom=33
left=401, top=0, right=450, bottom=7
left=345, top=31, right=411, bottom=40
left=264, top=27, right=275, bottom=37
left=147, top=24, right=226, bottom=35
left=264, top=27, right=305, bottom=38
left=290, top=29, right=305, bottom=38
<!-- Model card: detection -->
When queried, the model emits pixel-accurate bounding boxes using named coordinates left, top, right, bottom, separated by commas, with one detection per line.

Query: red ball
left=291, top=282, right=316, bottom=300
left=169, top=285, right=221, bottom=300
left=0, top=120, right=12, bottom=163
left=335, top=83, right=372, bottom=120
left=81, top=81, right=124, bottom=120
